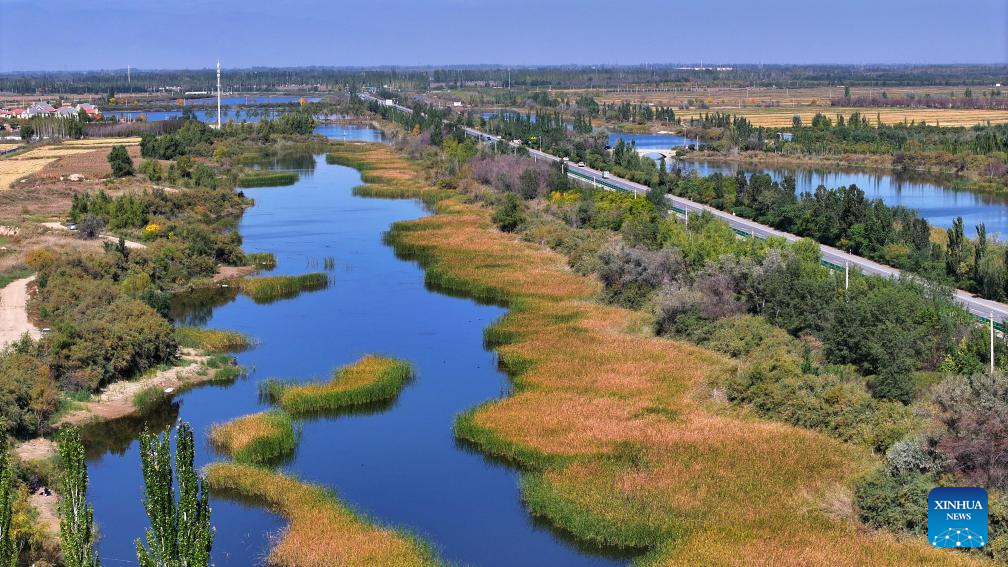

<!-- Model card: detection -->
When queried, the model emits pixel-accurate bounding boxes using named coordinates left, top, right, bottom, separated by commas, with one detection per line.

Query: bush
left=854, top=468, right=932, bottom=535
left=107, top=145, right=134, bottom=177
left=492, top=193, right=526, bottom=233
left=932, top=371, right=1008, bottom=488
left=597, top=240, right=685, bottom=308
left=77, top=214, right=105, bottom=239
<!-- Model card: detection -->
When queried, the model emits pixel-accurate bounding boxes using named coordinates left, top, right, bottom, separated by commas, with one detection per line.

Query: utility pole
left=216, top=60, right=222, bottom=130
left=845, top=262, right=849, bottom=290
left=991, top=312, right=996, bottom=375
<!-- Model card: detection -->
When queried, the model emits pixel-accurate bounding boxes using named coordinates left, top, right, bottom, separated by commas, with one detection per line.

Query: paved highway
left=358, top=92, right=1008, bottom=327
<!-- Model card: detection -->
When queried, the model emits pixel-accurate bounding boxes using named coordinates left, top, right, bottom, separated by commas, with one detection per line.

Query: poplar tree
left=57, top=427, right=100, bottom=567
left=135, top=421, right=214, bottom=567
left=0, top=436, right=16, bottom=567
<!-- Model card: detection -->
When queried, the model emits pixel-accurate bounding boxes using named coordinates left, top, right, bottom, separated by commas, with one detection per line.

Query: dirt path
left=41, top=221, right=146, bottom=249
left=0, top=275, right=40, bottom=348
left=55, top=349, right=213, bottom=427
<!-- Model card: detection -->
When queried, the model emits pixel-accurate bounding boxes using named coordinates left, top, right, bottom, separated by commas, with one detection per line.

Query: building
left=777, top=132, right=794, bottom=142
left=54, top=106, right=78, bottom=119
left=20, top=102, right=56, bottom=119
left=75, top=103, right=101, bottom=119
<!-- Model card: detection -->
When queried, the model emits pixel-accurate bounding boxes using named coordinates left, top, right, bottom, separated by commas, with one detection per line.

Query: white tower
left=216, top=61, right=222, bottom=129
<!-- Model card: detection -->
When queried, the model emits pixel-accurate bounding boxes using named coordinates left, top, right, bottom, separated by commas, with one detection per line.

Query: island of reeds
left=210, top=410, right=298, bottom=465
left=204, top=463, right=439, bottom=567
left=260, top=354, right=413, bottom=416
left=237, top=170, right=299, bottom=188
left=205, top=352, right=430, bottom=565
left=238, top=272, right=329, bottom=303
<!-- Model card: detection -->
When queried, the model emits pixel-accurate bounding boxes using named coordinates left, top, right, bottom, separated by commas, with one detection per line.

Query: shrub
left=492, top=193, right=526, bottom=233
left=597, top=240, right=685, bottom=308
left=932, top=371, right=1008, bottom=488
left=77, top=214, right=105, bottom=239
left=107, top=145, right=134, bottom=177
left=854, top=468, right=932, bottom=535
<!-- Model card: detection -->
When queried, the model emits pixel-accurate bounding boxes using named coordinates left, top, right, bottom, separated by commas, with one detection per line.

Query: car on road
left=577, top=161, right=585, bottom=167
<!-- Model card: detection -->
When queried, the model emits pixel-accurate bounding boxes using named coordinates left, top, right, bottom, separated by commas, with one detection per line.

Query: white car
left=577, top=161, right=586, bottom=167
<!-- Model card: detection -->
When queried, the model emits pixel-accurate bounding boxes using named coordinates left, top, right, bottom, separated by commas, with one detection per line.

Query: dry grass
left=209, top=411, right=296, bottom=465
left=334, top=141, right=984, bottom=565
left=204, top=463, right=439, bottom=567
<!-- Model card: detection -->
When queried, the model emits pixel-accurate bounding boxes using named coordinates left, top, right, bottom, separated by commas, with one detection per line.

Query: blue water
left=610, top=131, right=1008, bottom=237
left=106, top=108, right=284, bottom=124
left=608, top=132, right=693, bottom=150
left=184, top=96, right=321, bottom=106
left=673, top=160, right=1008, bottom=237
left=82, top=127, right=628, bottom=566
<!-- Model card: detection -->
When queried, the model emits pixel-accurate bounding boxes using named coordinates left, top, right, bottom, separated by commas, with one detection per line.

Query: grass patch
left=245, top=252, right=277, bottom=270
left=210, top=410, right=298, bottom=466
left=0, top=264, right=31, bottom=289
left=237, top=170, right=299, bottom=188
left=262, top=355, right=413, bottom=417
left=132, top=386, right=168, bottom=414
left=238, top=272, right=328, bottom=304
left=205, top=463, right=440, bottom=567
left=174, top=326, right=250, bottom=353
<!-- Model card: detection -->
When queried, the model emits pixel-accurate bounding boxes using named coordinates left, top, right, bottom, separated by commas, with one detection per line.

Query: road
left=0, top=276, right=40, bottom=348
left=358, top=92, right=1008, bottom=326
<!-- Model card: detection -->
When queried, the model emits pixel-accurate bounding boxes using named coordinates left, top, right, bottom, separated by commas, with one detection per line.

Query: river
left=82, top=125, right=628, bottom=566
left=610, top=132, right=1008, bottom=237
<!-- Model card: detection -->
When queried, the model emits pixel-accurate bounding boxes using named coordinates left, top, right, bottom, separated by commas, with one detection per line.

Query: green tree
left=108, top=145, right=134, bottom=177
left=58, top=427, right=100, bottom=567
left=136, top=421, right=213, bottom=567
left=0, top=436, right=15, bottom=567
left=492, top=193, right=526, bottom=233
left=946, top=216, right=966, bottom=280
left=19, top=124, right=34, bottom=142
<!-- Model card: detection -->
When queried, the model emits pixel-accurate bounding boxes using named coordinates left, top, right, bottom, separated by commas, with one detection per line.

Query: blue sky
left=0, top=0, right=1005, bottom=71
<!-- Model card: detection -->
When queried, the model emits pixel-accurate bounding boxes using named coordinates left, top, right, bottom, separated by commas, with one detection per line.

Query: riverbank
left=325, top=141, right=982, bottom=565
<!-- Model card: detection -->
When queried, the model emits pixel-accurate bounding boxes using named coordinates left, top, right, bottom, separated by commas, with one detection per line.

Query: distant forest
left=1, top=64, right=1006, bottom=95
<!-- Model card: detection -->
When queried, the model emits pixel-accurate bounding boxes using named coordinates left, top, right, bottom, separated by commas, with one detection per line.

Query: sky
left=0, top=0, right=1005, bottom=71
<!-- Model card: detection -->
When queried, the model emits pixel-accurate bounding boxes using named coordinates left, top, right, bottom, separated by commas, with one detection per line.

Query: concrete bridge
left=633, top=148, right=683, bottom=160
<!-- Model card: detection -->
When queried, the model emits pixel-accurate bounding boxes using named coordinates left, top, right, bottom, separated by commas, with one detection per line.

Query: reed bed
left=238, top=273, right=328, bottom=304
left=330, top=142, right=977, bottom=565
left=174, top=326, right=250, bottom=353
left=237, top=170, right=299, bottom=188
left=262, top=355, right=413, bottom=417
left=204, top=463, right=440, bottom=567
left=245, top=252, right=278, bottom=270
left=210, top=410, right=298, bottom=466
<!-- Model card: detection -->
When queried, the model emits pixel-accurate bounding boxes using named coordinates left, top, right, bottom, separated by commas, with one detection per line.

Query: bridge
left=357, top=91, right=1008, bottom=332
left=634, top=148, right=684, bottom=160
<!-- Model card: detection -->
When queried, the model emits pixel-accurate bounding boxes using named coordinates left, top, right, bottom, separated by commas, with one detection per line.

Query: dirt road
left=0, top=275, right=40, bottom=348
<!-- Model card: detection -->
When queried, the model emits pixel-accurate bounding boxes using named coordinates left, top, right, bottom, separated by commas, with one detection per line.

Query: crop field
left=332, top=141, right=983, bottom=566
left=589, top=85, right=995, bottom=108
left=0, top=137, right=142, bottom=188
